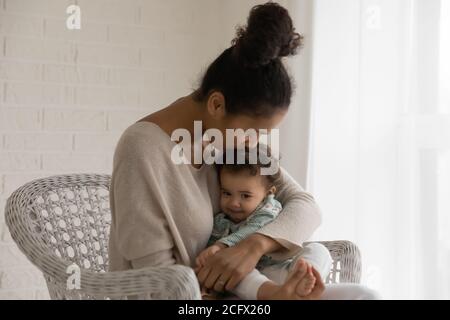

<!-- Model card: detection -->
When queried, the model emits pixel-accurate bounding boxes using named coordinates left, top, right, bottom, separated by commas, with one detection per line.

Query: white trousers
left=318, top=283, right=382, bottom=300
left=231, top=243, right=381, bottom=300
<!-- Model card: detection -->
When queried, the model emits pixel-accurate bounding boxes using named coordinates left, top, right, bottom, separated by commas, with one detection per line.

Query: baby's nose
left=230, top=199, right=241, bottom=208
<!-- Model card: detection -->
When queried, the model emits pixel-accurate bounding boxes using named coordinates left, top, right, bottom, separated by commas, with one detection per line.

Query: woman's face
left=209, top=109, right=287, bottom=150
left=203, top=91, right=287, bottom=148
left=202, top=91, right=288, bottom=151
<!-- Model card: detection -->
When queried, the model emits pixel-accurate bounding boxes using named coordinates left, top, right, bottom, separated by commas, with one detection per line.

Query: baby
left=195, top=146, right=332, bottom=300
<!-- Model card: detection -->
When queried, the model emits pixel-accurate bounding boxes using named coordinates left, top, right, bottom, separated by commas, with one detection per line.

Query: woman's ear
left=206, top=91, right=226, bottom=120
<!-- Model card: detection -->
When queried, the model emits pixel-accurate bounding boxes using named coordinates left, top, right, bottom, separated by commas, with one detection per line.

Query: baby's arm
left=195, top=242, right=228, bottom=268
left=195, top=213, right=231, bottom=271
left=195, top=198, right=281, bottom=268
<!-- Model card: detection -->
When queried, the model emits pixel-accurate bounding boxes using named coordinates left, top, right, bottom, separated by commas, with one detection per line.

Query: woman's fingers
left=211, top=260, right=234, bottom=292
left=212, top=260, right=243, bottom=291
left=224, top=271, right=244, bottom=291
left=198, top=253, right=223, bottom=288
left=195, top=257, right=202, bottom=269
left=198, top=244, right=260, bottom=292
left=203, top=258, right=230, bottom=290
left=206, top=260, right=235, bottom=292
left=213, top=276, right=228, bottom=292
left=197, top=265, right=212, bottom=286
left=204, top=268, right=223, bottom=289
left=214, top=267, right=235, bottom=292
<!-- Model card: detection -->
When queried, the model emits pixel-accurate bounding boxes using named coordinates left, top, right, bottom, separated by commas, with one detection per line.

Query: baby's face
left=219, top=168, right=269, bottom=223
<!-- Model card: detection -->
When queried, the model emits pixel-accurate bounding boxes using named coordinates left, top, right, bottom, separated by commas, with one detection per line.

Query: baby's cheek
left=245, top=201, right=260, bottom=214
left=219, top=197, right=227, bottom=210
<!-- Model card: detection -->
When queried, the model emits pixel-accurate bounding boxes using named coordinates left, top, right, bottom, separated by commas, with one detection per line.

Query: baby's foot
left=261, top=258, right=313, bottom=300
left=287, top=259, right=316, bottom=296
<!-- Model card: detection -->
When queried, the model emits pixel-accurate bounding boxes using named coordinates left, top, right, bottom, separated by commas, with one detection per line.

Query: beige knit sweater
left=108, top=121, right=322, bottom=271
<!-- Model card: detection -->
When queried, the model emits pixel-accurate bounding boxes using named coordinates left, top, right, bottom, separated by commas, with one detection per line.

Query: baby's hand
left=195, top=243, right=227, bottom=270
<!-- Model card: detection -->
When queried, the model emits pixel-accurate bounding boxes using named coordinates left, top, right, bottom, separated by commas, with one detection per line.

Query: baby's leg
left=290, top=242, right=333, bottom=282
left=230, top=269, right=272, bottom=300
left=229, top=243, right=332, bottom=299
left=231, top=262, right=315, bottom=299
left=258, top=258, right=316, bottom=297
left=256, top=243, right=332, bottom=297
left=259, top=243, right=333, bottom=284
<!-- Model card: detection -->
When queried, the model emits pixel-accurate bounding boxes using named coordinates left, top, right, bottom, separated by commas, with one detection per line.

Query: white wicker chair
left=4, top=173, right=361, bottom=300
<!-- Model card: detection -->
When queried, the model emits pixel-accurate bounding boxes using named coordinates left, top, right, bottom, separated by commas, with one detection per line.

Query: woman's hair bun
left=232, top=1, right=303, bottom=68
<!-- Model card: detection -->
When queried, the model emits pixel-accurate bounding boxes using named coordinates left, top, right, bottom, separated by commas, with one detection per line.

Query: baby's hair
left=215, top=144, right=281, bottom=189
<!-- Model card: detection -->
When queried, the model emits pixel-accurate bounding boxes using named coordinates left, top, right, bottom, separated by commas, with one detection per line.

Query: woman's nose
left=245, top=136, right=259, bottom=149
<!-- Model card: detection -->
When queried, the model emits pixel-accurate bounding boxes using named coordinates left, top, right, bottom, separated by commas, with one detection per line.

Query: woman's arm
left=241, top=233, right=283, bottom=256
left=256, top=166, right=322, bottom=259
left=109, top=129, right=179, bottom=270
left=131, top=249, right=176, bottom=269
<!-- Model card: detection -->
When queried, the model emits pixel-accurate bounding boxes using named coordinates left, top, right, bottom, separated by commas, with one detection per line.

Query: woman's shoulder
left=125, top=120, right=168, bottom=137
left=113, top=121, right=174, bottom=161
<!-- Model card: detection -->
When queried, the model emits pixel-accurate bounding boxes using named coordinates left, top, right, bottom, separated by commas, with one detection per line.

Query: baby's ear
left=268, top=186, right=277, bottom=195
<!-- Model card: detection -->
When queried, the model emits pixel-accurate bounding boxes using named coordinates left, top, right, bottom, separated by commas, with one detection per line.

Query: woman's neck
left=166, top=93, right=206, bottom=136
left=158, top=93, right=209, bottom=168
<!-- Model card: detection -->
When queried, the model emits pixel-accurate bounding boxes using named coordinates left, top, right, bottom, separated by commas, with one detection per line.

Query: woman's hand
left=195, top=243, right=226, bottom=270
left=196, top=234, right=281, bottom=293
left=196, top=244, right=261, bottom=292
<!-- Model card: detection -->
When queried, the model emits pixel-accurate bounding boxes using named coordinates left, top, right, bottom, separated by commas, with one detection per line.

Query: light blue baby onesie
left=208, top=194, right=283, bottom=268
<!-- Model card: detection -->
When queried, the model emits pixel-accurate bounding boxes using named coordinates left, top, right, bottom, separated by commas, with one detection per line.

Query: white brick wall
left=0, top=0, right=225, bottom=299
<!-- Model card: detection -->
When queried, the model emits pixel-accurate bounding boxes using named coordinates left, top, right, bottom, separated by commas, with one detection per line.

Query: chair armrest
left=304, top=240, right=362, bottom=283
left=46, top=262, right=201, bottom=300
left=79, top=265, right=202, bottom=299
left=11, top=243, right=201, bottom=299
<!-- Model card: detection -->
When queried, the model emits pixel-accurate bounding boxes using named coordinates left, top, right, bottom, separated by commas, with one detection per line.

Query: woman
left=108, top=2, right=380, bottom=300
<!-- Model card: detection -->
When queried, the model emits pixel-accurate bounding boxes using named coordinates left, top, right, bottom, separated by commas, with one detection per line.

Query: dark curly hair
left=215, top=144, right=281, bottom=189
left=193, top=1, right=303, bottom=118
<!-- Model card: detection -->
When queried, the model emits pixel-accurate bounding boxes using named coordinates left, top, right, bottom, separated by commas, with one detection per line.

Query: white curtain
left=307, top=0, right=450, bottom=299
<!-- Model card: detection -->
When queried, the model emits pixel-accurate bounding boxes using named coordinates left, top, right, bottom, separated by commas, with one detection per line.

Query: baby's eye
left=241, top=194, right=252, bottom=199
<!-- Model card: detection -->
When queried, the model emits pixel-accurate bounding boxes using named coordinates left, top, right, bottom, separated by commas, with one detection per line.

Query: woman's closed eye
left=222, top=191, right=232, bottom=196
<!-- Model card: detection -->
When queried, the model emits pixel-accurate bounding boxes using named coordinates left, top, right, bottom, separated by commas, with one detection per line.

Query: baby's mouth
left=227, top=210, right=244, bottom=223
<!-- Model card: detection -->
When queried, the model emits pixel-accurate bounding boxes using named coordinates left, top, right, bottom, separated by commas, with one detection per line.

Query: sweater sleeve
left=256, top=166, right=323, bottom=260
left=109, top=129, right=178, bottom=268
